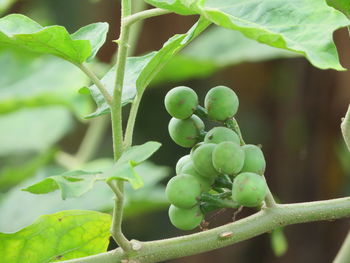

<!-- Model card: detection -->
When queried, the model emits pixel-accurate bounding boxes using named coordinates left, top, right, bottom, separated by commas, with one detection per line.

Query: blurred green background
left=1, top=0, right=350, bottom=262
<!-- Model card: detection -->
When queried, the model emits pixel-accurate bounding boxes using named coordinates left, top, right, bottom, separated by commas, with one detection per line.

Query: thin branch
left=77, top=63, right=112, bottom=106
left=122, top=8, right=172, bottom=28
left=263, top=176, right=277, bottom=208
left=124, top=92, right=143, bottom=148
left=61, top=197, right=350, bottom=263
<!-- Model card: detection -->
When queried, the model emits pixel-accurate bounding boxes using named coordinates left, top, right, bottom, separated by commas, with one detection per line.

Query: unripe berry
left=232, top=172, right=267, bottom=207
left=165, top=174, right=201, bottom=208
left=182, top=162, right=214, bottom=192
left=164, top=86, right=198, bottom=119
left=192, top=143, right=219, bottom=178
left=168, top=205, right=203, bottom=230
left=241, top=144, right=266, bottom=175
left=168, top=115, right=204, bottom=148
left=204, top=86, right=239, bottom=121
left=204, top=127, right=240, bottom=145
left=212, top=142, right=245, bottom=175
left=175, top=155, right=191, bottom=174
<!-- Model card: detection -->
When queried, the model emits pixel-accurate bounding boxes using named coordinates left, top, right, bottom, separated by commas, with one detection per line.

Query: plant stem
left=334, top=230, right=350, bottom=263
left=124, top=92, right=143, bottom=147
left=108, top=180, right=130, bottom=251
left=77, top=63, right=113, bottom=105
left=61, top=197, right=350, bottom=263
left=108, top=0, right=132, bottom=252
left=76, top=115, right=110, bottom=163
left=225, top=118, right=245, bottom=145
left=264, top=177, right=277, bottom=208
left=341, top=104, right=350, bottom=152
left=123, top=8, right=172, bottom=27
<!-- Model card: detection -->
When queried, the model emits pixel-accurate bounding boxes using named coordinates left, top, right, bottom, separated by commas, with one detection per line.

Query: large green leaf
left=327, top=0, right=350, bottom=18
left=0, top=161, right=169, bottom=232
left=22, top=170, right=103, bottom=200
left=147, top=0, right=350, bottom=70
left=0, top=210, right=111, bottom=262
left=87, top=18, right=210, bottom=118
left=0, top=14, right=108, bottom=63
left=154, top=26, right=298, bottom=83
left=0, top=106, right=73, bottom=156
left=0, top=48, right=90, bottom=116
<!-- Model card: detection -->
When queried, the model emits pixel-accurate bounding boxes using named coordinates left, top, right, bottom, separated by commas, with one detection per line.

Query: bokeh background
left=1, top=0, right=350, bottom=262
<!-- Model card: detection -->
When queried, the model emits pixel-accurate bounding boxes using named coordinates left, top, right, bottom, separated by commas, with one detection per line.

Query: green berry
left=168, top=205, right=204, bottom=230
left=168, top=115, right=204, bottom=148
left=182, top=162, right=214, bottom=192
left=232, top=172, right=267, bottom=207
left=192, top=143, right=219, bottom=178
left=204, top=127, right=240, bottom=145
left=241, top=144, right=266, bottom=175
left=175, top=155, right=191, bottom=174
left=164, top=86, right=198, bottom=119
left=165, top=174, right=201, bottom=208
left=212, top=142, right=245, bottom=175
left=204, top=86, right=239, bottom=121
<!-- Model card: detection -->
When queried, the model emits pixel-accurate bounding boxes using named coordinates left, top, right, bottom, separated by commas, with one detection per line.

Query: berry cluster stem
left=60, top=197, right=350, bottom=263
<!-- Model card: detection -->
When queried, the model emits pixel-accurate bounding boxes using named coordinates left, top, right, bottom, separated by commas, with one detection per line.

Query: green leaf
left=0, top=210, right=111, bottom=263
left=182, top=26, right=298, bottom=67
left=0, top=48, right=90, bottom=116
left=148, top=0, right=350, bottom=70
left=0, top=106, right=73, bottom=157
left=87, top=52, right=156, bottom=118
left=118, top=141, right=161, bottom=166
left=154, top=26, right=298, bottom=83
left=144, top=0, right=197, bottom=15
left=270, top=227, right=288, bottom=257
left=327, top=0, right=350, bottom=18
left=194, top=0, right=350, bottom=70
left=0, top=161, right=170, bottom=232
left=0, top=149, right=56, bottom=191
left=87, top=18, right=210, bottom=118
left=136, top=18, right=210, bottom=93
left=104, top=141, right=162, bottom=189
left=0, top=14, right=109, bottom=63
left=22, top=170, right=103, bottom=200
left=71, top=22, right=109, bottom=62
left=105, top=162, right=144, bottom=189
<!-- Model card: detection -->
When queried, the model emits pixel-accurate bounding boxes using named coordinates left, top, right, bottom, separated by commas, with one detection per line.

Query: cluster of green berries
left=164, top=86, right=268, bottom=231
